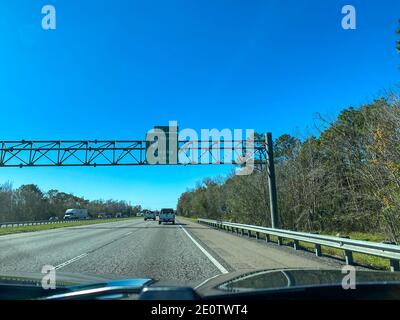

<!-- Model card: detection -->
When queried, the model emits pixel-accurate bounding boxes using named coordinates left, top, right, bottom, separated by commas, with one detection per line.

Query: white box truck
left=63, top=209, right=89, bottom=220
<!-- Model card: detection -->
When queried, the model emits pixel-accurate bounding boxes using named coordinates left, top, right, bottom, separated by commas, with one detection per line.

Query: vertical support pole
left=315, top=244, right=322, bottom=257
left=266, top=133, right=279, bottom=229
left=390, top=259, right=400, bottom=272
left=293, top=240, right=299, bottom=250
left=345, top=250, right=354, bottom=265
left=277, top=237, right=282, bottom=246
left=265, top=234, right=270, bottom=243
left=255, top=232, right=259, bottom=240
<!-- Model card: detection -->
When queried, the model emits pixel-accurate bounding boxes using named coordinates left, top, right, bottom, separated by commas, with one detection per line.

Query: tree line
left=0, top=183, right=142, bottom=222
left=177, top=97, right=400, bottom=242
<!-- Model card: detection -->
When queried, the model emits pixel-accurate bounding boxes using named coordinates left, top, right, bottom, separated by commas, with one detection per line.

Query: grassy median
left=0, top=217, right=140, bottom=237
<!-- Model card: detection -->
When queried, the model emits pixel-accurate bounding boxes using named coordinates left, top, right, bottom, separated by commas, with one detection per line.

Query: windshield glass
left=1, top=0, right=400, bottom=303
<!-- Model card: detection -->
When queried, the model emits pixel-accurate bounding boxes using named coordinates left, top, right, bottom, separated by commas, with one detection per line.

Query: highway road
left=0, top=217, right=344, bottom=287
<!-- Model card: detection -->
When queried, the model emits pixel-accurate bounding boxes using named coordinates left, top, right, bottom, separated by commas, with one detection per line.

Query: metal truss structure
left=0, top=133, right=279, bottom=228
left=0, top=139, right=268, bottom=168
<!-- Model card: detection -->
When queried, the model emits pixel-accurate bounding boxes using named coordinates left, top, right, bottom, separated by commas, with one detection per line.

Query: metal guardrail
left=0, top=219, right=92, bottom=228
left=198, top=218, right=400, bottom=272
left=0, top=217, right=126, bottom=228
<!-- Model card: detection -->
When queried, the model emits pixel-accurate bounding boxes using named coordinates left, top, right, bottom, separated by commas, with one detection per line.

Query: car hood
left=0, top=272, right=101, bottom=287
left=195, top=268, right=400, bottom=296
left=2, top=268, right=400, bottom=299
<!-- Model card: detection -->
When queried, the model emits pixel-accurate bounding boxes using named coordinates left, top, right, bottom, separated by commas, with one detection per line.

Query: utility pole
left=266, top=132, right=279, bottom=229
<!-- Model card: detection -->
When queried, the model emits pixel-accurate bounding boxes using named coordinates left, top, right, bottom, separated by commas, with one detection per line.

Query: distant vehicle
left=48, top=216, right=59, bottom=221
left=63, top=209, right=89, bottom=220
left=137, top=212, right=144, bottom=217
left=159, top=208, right=175, bottom=224
left=115, top=212, right=122, bottom=218
left=144, top=211, right=156, bottom=221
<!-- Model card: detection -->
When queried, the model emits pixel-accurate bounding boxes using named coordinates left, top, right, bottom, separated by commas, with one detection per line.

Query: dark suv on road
left=159, top=208, right=175, bottom=224
left=144, top=210, right=156, bottom=221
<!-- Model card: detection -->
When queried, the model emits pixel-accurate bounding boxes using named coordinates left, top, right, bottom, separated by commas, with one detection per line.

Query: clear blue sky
left=0, top=0, right=399, bottom=209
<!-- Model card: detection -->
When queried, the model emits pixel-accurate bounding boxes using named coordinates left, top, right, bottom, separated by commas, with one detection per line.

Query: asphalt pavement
left=0, top=217, right=343, bottom=287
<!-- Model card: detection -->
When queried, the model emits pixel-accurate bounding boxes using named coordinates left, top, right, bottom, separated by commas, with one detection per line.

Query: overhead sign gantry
left=0, top=125, right=279, bottom=228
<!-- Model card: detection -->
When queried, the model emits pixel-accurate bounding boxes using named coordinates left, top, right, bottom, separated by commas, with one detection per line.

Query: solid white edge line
left=179, top=224, right=229, bottom=274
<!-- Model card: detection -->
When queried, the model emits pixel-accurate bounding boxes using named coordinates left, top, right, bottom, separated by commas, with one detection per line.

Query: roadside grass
left=294, top=240, right=389, bottom=270
left=0, top=217, right=140, bottom=237
left=179, top=216, right=198, bottom=223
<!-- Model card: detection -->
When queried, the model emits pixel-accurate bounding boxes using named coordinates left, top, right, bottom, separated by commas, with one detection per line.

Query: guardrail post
left=315, top=244, right=322, bottom=257
left=240, top=229, right=244, bottom=236
left=390, top=259, right=400, bottom=272
left=265, top=234, right=270, bottom=243
left=293, top=240, right=299, bottom=250
left=344, top=250, right=354, bottom=265
left=255, top=232, right=259, bottom=240
left=277, top=236, right=282, bottom=246
left=247, top=230, right=251, bottom=238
